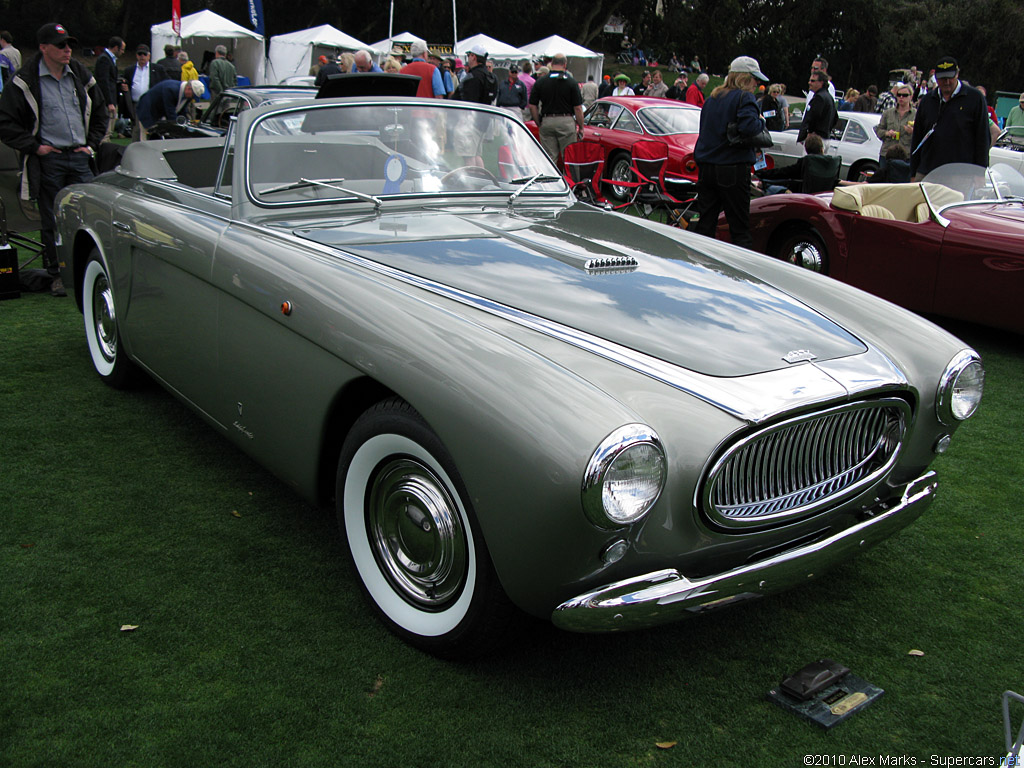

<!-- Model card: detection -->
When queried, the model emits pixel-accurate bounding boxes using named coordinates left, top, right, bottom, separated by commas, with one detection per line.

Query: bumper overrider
left=552, top=471, right=937, bottom=632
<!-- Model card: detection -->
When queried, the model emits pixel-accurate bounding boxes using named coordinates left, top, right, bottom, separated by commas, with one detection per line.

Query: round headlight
left=582, top=425, right=666, bottom=529
left=937, top=350, right=984, bottom=425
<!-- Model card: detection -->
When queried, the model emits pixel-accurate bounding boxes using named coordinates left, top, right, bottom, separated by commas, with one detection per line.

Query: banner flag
left=171, top=0, right=181, bottom=35
left=248, top=0, right=265, bottom=35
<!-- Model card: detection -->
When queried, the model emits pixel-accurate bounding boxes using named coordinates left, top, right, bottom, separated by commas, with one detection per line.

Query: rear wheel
left=607, top=154, right=633, bottom=201
left=848, top=160, right=878, bottom=182
left=336, top=398, right=512, bottom=657
left=775, top=230, right=829, bottom=274
left=82, top=249, right=142, bottom=388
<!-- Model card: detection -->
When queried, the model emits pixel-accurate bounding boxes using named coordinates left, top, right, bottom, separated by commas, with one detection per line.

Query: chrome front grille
left=702, top=398, right=910, bottom=529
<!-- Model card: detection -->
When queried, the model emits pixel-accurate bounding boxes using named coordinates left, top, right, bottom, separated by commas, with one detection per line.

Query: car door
left=113, top=174, right=231, bottom=417
left=840, top=214, right=945, bottom=313
left=583, top=101, right=629, bottom=157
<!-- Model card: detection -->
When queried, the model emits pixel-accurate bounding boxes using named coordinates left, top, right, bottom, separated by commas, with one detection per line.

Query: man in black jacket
left=0, top=23, right=106, bottom=296
left=93, top=36, right=124, bottom=139
left=910, top=56, right=989, bottom=180
left=798, top=70, right=837, bottom=144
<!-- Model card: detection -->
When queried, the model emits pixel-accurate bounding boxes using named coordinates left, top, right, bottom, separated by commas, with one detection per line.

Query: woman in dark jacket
left=689, top=56, right=769, bottom=249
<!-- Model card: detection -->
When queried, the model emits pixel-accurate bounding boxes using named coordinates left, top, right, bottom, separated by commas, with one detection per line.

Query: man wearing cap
left=528, top=53, right=584, bottom=166
left=136, top=79, right=204, bottom=139
left=314, top=54, right=342, bottom=87
left=123, top=43, right=167, bottom=141
left=457, top=46, right=497, bottom=105
left=208, top=44, right=236, bottom=99
left=495, top=64, right=528, bottom=119
left=0, top=23, right=106, bottom=296
left=910, top=56, right=990, bottom=180
left=797, top=69, right=837, bottom=144
left=400, top=41, right=445, bottom=99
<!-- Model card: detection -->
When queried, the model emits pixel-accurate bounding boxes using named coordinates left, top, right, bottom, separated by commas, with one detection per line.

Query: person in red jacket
left=686, top=73, right=708, bottom=107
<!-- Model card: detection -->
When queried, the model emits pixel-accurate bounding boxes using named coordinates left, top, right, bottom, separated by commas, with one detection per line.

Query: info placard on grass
left=767, top=659, right=884, bottom=729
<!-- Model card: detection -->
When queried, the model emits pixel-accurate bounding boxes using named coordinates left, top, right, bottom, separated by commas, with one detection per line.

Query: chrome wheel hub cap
left=789, top=242, right=824, bottom=272
left=367, top=458, right=467, bottom=609
left=91, top=275, right=117, bottom=363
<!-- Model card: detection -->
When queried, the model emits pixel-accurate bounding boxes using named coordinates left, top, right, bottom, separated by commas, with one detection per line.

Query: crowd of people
left=0, top=16, right=1007, bottom=295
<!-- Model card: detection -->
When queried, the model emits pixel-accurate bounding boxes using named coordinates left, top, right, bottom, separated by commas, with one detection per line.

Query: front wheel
left=336, top=398, right=512, bottom=657
left=848, top=160, right=878, bottom=182
left=82, top=249, right=143, bottom=388
left=775, top=230, right=829, bottom=274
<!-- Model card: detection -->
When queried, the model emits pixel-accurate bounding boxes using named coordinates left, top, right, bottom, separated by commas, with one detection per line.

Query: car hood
left=293, top=205, right=865, bottom=377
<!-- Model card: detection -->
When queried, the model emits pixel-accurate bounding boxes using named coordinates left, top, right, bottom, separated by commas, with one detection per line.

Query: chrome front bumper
left=552, top=472, right=937, bottom=633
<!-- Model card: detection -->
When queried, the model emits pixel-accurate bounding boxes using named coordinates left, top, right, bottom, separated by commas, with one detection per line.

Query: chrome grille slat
left=703, top=399, right=909, bottom=528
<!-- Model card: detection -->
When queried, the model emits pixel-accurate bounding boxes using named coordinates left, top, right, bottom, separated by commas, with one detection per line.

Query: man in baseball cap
left=36, top=22, right=77, bottom=47
left=910, top=55, right=990, bottom=178
left=0, top=22, right=105, bottom=295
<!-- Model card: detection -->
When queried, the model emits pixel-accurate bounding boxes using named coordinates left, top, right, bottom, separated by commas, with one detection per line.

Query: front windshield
left=246, top=102, right=565, bottom=205
left=922, top=162, right=1024, bottom=211
left=636, top=106, right=700, bottom=136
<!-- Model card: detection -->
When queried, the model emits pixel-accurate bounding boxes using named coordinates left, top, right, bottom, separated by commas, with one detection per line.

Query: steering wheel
left=440, top=165, right=500, bottom=190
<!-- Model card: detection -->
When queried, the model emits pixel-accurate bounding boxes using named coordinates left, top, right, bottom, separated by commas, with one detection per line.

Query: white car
left=990, top=126, right=1024, bottom=174
left=768, top=111, right=883, bottom=181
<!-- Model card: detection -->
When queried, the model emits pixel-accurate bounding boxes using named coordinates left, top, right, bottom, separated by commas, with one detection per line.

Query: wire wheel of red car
left=608, top=154, right=634, bottom=201
left=336, top=398, right=512, bottom=657
left=776, top=230, right=829, bottom=274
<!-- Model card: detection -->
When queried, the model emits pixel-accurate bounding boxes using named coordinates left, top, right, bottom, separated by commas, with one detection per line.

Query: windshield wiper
left=507, top=172, right=564, bottom=209
left=260, top=178, right=383, bottom=210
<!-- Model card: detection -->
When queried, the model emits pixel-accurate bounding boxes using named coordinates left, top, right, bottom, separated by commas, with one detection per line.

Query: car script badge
left=783, top=349, right=817, bottom=364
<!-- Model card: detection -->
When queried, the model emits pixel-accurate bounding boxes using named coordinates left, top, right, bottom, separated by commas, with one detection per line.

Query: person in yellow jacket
left=178, top=51, right=199, bottom=82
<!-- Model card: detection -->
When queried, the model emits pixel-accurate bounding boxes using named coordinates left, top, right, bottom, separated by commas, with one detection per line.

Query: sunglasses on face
left=897, top=93, right=911, bottom=98
left=49, top=41, right=71, bottom=50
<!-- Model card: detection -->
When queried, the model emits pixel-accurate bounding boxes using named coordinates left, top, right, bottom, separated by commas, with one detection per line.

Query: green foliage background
left=1, top=0, right=1022, bottom=96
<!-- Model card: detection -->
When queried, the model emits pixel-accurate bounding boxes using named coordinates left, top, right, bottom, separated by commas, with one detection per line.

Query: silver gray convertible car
left=57, top=97, right=984, bottom=655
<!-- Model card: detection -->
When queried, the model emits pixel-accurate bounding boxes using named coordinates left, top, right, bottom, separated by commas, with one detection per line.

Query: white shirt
left=131, top=63, right=152, bottom=104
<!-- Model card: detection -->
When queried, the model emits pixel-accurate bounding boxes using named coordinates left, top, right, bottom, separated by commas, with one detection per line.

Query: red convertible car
left=730, top=163, right=1024, bottom=335
left=529, top=96, right=700, bottom=202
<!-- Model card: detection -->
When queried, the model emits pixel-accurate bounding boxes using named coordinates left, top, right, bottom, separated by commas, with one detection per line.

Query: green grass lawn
left=2, top=288, right=1022, bottom=766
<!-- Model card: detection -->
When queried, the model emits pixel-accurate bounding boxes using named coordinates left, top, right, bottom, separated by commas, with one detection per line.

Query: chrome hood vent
left=701, top=398, right=910, bottom=529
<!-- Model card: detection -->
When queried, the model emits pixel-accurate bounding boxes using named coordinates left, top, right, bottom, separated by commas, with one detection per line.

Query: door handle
left=112, top=220, right=131, bottom=233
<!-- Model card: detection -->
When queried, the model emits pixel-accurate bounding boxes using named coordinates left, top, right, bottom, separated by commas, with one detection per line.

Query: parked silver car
left=769, top=111, right=883, bottom=181
left=57, top=97, right=983, bottom=656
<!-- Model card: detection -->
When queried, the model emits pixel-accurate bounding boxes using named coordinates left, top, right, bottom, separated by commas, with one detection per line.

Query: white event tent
left=455, top=34, right=528, bottom=66
left=267, top=25, right=375, bottom=83
left=519, top=35, right=604, bottom=85
left=152, top=10, right=266, bottom=85
left=370, top=31, right=427, bottom=58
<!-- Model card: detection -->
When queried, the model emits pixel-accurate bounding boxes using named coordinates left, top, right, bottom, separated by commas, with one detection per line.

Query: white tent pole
left=452, top=0, right=458, bottom=51
left=388, top=1, right=394, bottom=53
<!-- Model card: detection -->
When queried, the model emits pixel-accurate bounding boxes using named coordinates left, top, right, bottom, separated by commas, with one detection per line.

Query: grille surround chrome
left=700, top=398, right=911, bottom=530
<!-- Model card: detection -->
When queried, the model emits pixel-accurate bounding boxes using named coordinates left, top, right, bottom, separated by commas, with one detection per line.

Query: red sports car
left=528, top=96, right=700, bottom=202
left=728, top=163, right=1024, bottom=335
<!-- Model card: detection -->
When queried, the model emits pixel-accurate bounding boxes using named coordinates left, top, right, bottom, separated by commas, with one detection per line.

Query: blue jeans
left=37, top=151, right=94, bottom=274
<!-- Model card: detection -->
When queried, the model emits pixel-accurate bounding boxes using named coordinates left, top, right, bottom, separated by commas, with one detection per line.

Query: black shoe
left=50, top=276, right=67, bottom=297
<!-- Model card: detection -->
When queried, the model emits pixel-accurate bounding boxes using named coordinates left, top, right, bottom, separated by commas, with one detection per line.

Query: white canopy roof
left=267, top=24, right=375, bottom=83
left=152, top=10, right=266, bottom=84
left=455, top=34, right=528, bottom=64
left=519, top=34, right=604, bottom=84
left=370, top=31, right=427, bottom=57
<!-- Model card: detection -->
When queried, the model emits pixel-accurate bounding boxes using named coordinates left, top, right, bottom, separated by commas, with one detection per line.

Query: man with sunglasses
left=797, top=70, right=837, bottom=145
left=0, top=23, right=106, bottom=297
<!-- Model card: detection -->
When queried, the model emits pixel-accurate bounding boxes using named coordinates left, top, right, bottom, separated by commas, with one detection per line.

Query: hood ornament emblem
left=783, top=349, right=817, bottom=364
